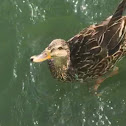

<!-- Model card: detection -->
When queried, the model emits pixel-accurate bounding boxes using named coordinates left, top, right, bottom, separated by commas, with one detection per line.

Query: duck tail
left=108, top=0, right=126, bottom=26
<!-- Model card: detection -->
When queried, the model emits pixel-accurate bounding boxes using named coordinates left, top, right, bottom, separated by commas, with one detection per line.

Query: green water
left=1, top=0, right=126, bottom=126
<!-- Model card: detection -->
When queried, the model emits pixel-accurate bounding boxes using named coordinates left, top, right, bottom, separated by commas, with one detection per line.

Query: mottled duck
left=31, top=0, right=126, bottom=90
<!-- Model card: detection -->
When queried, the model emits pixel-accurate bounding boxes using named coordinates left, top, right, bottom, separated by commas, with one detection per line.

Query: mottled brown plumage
left=31, top=0, right=126, bottom=85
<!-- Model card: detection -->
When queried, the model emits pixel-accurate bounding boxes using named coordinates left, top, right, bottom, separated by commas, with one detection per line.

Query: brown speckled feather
left=66, top=0, right=126, bottom=81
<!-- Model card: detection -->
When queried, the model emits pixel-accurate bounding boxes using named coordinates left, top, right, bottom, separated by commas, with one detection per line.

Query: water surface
left=0, top=0, right=126, bottom=126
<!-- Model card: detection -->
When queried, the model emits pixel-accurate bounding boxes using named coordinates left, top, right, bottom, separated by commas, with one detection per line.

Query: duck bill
left=30, top=51, right=51, bottom=63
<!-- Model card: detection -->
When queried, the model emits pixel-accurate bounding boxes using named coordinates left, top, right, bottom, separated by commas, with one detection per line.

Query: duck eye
left=58, top=47, right=63, bottom=50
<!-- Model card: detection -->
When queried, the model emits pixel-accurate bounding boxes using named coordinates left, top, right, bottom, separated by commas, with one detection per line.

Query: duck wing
left=101, top=0, right=126, bottom=55
left=68, top=0, right=126, bottom=73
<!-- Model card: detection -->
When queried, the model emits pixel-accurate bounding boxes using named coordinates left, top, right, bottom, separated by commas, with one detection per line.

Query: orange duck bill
left=30, top=50, right=51, bottom=63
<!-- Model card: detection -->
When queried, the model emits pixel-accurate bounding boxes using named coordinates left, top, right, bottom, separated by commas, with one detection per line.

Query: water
left=0, top=0, right=126, bottom=126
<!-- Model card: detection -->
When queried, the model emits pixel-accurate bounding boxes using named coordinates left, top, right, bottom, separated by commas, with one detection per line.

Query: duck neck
left=48, top=56, right=70, bottom=81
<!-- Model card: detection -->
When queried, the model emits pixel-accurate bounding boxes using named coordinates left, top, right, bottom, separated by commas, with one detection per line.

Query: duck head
left=30, top=39, right=70, bottom=67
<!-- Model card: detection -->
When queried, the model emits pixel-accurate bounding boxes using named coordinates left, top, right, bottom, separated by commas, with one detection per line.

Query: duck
left=31, top=0, right=126, bottom=90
